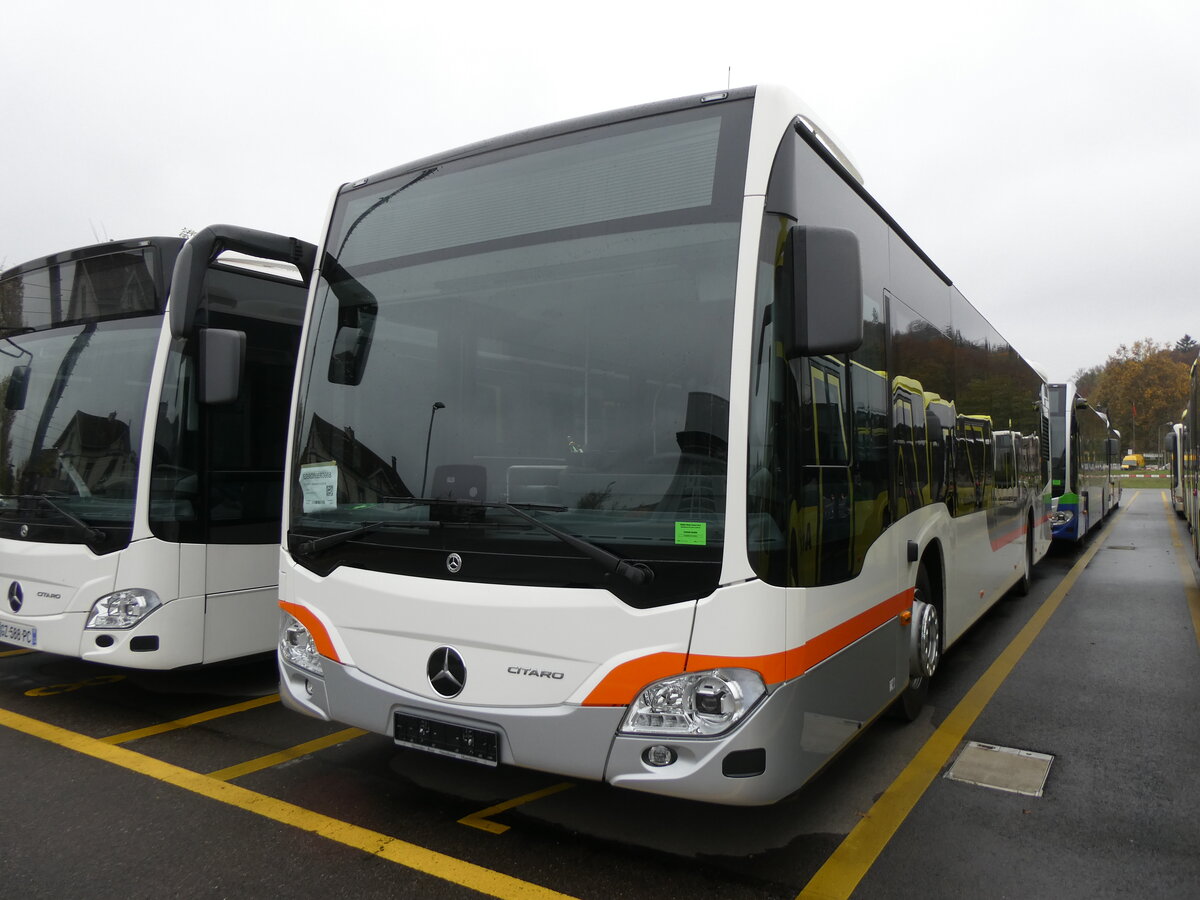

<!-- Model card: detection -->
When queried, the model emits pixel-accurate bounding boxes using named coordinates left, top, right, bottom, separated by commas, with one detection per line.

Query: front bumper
left=280, top=651, right=870, bottom=806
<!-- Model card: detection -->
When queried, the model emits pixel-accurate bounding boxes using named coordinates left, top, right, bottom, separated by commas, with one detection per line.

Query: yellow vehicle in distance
left=1121, top=453, right=1146, bottom=469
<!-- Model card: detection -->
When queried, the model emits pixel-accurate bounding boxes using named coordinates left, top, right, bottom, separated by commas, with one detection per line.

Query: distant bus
left=178, top=86, right=1052, bottom=805
left=0, top=230, right=311, bottom=666
left=1047, top=382, right=1120, bottom=541
left=1166, top=421, right=1185, bottom=517
left=1185, top=358, right=1200, bottom=557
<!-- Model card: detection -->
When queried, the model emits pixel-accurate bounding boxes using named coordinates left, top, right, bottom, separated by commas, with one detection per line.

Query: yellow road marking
left=0, top=706, right=576, bottom=900
left=207, top=727, right=368, bottom=781
left=797, top=495, right=1133, bottom=900
left=0, top=648, right=36, bottom=657
left=1161, top=492, right=1200, bottom=650
left=459, top=782, right=576, bottom=835
left=25, top=674, right=126, bottom=697
left=100, top=694, right=280, bottom=744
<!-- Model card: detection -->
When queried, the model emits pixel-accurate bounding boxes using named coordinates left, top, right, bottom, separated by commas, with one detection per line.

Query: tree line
left=1073, top=336, right=1196, bottom=458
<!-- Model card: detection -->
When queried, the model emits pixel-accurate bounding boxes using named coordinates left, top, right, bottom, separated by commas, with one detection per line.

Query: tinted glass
left=290, top=101, right=752, bottom=607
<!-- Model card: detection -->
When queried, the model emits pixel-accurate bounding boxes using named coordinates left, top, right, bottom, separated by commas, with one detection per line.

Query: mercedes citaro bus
left=173, top=86, right=1051, bottom=803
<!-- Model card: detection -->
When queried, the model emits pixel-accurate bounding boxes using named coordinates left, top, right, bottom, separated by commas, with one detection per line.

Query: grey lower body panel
left=279, top=614, right=904, bottom=805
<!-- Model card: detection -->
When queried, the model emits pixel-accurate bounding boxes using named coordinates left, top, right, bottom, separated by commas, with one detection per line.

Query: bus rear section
left=0, top=233, right=311, bottom=667
left=270, top=86, right=1049, bottom=804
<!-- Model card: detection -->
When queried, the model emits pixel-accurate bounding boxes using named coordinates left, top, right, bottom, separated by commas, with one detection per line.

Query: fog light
left=280, top=614, right=324, bottom=676
left=643, top=745, right=677, bottom=767
left=86, top=588, right=162, bottom=629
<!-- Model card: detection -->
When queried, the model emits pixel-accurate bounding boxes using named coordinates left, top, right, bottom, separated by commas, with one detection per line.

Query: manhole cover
left=945, top=742, right=1054, bottom=797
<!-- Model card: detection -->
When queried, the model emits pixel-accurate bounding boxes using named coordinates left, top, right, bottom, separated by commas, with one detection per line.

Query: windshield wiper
left=496, top=502, right=654, bottom=587
left=295, top=498, right=653, bottom=587
left=387, top=496, right=653, bottom=586
left=1, top=494, right=106, bottom=543
left=291, top=519, right=442, bottom=556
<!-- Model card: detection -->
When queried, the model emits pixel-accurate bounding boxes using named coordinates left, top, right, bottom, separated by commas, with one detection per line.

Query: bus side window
left=795, top=355, right=852, bottom=585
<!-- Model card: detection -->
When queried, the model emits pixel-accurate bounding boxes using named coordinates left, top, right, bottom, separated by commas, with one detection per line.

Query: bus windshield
left=290, top=100, right=752, bottom=603
left=0, top=316, right=162, bottom=548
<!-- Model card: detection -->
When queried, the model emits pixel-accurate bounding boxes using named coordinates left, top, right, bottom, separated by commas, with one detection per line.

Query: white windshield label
left=300, top=461, right=338, bottom=513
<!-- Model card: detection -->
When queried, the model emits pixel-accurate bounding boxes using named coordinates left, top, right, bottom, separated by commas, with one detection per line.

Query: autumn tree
left=1090, top=339, right=1189, bottom=456
left=1072, top=363, right=1104, bottom=400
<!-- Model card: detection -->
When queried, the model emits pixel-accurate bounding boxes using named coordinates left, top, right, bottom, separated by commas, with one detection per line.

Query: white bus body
left=251, top=86, right=1051, bottom=804
left=0, top=232, right=310, bottom=667
left=1047, top=382, right=1121, bottom=542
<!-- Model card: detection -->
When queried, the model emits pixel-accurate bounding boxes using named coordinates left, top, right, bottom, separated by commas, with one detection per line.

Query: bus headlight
left=280, top=614, right=323, bottom=675
left=85, top=589, right=162, bottom=629
left=1050, top=510, right=1074, bottom=526
left=619, top=668, right=766, bottom=736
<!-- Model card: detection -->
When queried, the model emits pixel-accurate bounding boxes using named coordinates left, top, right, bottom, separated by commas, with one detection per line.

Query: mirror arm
left=168, top=225, right=317, bottom=340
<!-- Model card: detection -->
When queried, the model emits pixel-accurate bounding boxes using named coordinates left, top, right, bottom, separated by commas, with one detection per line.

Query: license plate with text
left=0, top=620, right=37, bottom=648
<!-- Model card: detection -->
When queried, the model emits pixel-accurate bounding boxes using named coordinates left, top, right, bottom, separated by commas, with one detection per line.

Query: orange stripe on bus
left=581, top=588, right=915, bottom=707
left=580, top=651, right=688, bottom=707
left=279, top=600, right=342, bottom=663
left=990, top=521, right=1027, bottom=552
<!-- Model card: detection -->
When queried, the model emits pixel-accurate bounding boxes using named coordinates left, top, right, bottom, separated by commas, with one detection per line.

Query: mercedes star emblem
left=426, top=646, right=466, bottom=698
left=8, top=581, right=23, bottom=613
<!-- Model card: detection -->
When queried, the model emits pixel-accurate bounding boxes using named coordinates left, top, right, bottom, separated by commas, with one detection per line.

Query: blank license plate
left=394, top=712, right=499, bottom=766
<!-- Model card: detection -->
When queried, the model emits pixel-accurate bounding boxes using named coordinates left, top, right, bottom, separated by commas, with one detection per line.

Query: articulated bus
left=176, top=86, right=1052, bottom=804
left=1047, top=383, right=1120, bottom=543
left=0, top=230, right=312, bottom=667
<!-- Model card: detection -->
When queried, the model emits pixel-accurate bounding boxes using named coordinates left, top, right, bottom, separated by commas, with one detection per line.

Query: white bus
left=1166, top=420, right=1185, bottom=517
left=0, top=229, right=312, bottom=667
left=178, top=86, right=1052, bottom=804
left=1046, top=382, right=1121, bottom=542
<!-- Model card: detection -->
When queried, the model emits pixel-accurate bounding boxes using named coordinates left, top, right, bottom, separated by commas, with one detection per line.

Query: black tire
left=893, top=565, right=939, bottom=722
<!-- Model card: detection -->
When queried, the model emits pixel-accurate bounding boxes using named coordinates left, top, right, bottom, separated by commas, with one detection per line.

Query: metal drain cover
left=945, top=742, right=1054, bottom=797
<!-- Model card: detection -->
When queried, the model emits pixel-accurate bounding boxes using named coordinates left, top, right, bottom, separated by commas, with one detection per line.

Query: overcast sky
left=3, top=0, right=1196, bottom=382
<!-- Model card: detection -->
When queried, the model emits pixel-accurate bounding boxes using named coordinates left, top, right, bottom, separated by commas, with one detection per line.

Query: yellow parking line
left=0, top=707, right=576, bottom=900
left=797, top=496, right=1131, bottom=900
left=207, top=727, right=368, bottom=781
left=0, top=648, right=36, bottom=657
left=459, top=782, right=575, bottom=834
left=1162, top=492, right=1200, bottom=649
left=100, top=694, right=280, bottom=744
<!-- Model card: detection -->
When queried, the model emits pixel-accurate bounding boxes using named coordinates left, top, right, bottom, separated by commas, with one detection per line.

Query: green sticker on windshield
left=675, top=522, right=707, bottom=546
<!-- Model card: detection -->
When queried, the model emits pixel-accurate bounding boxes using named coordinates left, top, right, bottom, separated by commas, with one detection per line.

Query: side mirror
left=4, top=365, right=30, bottom=411
left=198, top=328, right=246, bottom=404
left=1105, top=437, right=1120, bottom=461
left=779, top=225, right=863, bottom=357
left=1074, top=396, right=1089, bottom=410
left=328, top=307, right=376, bottom=385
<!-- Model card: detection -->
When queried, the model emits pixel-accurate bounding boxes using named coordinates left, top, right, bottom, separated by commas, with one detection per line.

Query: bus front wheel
left=896, top=566, right=940, bottom=721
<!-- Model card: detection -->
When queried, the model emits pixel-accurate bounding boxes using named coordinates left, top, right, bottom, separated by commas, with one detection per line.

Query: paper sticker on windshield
left=675, top=522, right=707, bottom=546
left=300, top=461, right=338, bottom=513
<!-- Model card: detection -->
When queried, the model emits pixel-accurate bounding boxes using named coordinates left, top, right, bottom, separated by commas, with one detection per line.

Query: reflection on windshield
left=0, top=318, right=161, bottom=531
left=289, top=99, right=750, bottom=604
left=294, top=224, right=738, bottom=547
